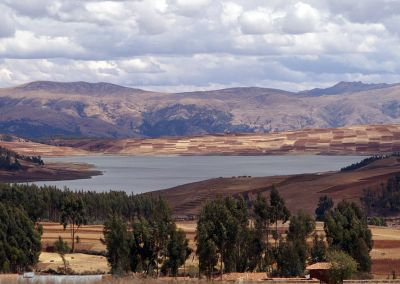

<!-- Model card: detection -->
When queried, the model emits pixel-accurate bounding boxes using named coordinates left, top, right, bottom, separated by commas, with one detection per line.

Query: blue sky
left=0, top=0, right=400, bottom=92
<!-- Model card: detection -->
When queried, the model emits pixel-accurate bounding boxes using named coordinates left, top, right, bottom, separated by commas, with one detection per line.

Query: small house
left=306, top=262, right=332, bottom=283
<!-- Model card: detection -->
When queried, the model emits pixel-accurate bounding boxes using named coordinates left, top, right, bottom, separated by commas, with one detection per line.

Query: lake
left=32, top=155, right=364, bottom=193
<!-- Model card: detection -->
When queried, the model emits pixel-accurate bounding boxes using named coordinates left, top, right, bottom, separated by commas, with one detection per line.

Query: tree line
left=340, top=153, right=400, bottom=172
left=196, top=188, right=372, bottom=281
left=0, top=183, right=165, bottom=223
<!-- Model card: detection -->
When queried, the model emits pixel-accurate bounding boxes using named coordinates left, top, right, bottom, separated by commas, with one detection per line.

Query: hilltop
left=1, top=81, right=400, bottom=138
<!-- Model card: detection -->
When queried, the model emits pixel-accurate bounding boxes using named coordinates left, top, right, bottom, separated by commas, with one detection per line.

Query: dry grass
left=38, top=252, right=109, bottom=274
left=41, top=222, right=105, bottom=252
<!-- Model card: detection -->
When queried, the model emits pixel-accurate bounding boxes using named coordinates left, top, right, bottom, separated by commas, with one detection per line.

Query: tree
left=163, top=225, right=191, bottom=276
left=324, top=201, right=373, bottom=272
left=54, top=236, right=71, bottom=273
left=196, top=197, right=232, bottom=278
left=310, top=234, right=327, bottom=263
left=196, top=197, right=251, bottom=278
left=197, top=237, right=217, bottom=279
left=60, top=194, right=87, bottom=253
left=252, top=193, right=271, bottom=271
left=274, top=239, right=304, bottom=277
left=315, top=196, right=334, bottom=221
left=274, top=211, right=315, bottom=277
left=150, top=197, right=174, bottom=276
left=269, top=187, right=290, bottom=246
left=327, top=250, right=358, bottom=284
left=103, top=214, right=130, bottom=276
left=0, top=202, right=41, bottom=273
left=286, top=211, right=315, bottom=242
left=130, top=218, right=157, bottom=275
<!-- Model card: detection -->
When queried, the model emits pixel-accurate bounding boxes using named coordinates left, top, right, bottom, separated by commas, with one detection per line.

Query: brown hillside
left=149, top=156, right=400, bottom=217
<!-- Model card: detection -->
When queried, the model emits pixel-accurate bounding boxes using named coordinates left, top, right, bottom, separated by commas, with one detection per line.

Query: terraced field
left=48, top=124, right=400, bottom=156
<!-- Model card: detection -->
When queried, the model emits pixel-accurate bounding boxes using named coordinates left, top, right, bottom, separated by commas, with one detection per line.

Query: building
left=306, top=262, right=332, bottom=283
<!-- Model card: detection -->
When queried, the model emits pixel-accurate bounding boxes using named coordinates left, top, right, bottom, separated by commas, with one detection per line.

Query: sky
left=0, top=0, right=400, bottom=92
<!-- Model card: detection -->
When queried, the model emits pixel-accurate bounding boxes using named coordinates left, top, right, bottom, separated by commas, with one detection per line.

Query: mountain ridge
left=299, top=81, right=397, bottom=96
left=0, top=80, right=400, bottom=139
left=5, top=80, right=395, bottom=96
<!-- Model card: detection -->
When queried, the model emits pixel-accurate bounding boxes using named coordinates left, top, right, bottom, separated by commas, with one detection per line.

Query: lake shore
left=0, top=161, right=102, bottom=183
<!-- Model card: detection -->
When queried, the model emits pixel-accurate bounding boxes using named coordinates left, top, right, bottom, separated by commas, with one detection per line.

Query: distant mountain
left=300, top=81, right=396, bottom=96
left=16, top=81, right=148, bottom=96
left=1, top=80, right=400, bottom=139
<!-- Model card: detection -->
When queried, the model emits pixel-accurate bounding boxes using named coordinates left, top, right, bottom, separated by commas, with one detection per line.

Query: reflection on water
left=31, top=155, right=364, bottom=194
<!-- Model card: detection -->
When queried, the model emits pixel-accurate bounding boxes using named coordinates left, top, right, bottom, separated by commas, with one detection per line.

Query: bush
left=327, top=250, right=358, bottom=283
left=368, top=216, right=387, bottom=226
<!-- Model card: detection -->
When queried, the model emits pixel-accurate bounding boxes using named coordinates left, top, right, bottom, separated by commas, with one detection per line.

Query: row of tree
left=0, top=184, right=164, bottom=223
left=102, top=198, right=191, bottom=276
left=196, top=189, right=372, bottom=280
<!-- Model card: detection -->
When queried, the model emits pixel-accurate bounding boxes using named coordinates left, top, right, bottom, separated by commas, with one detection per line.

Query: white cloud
left=239, top=8, right=276, bottom=35
left=221, top=2, right=243, bottom=26
left=0, top=0, right=399, bottom=91
left=0, top=31, right=85, bottom=59
left=170, top=0, right=212, bottom=16
left=117, top=58, right=163, bottom=73
left=280, top=2, right=321, bottom=34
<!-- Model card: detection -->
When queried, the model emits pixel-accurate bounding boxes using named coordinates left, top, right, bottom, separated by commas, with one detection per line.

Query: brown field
left=39, top=221, right=400, bottom=278
left=41, top=222, right=105, bottom=253
left=46, top=124, right=400, bottom=156
left=3, top=124, right=400, bottom=157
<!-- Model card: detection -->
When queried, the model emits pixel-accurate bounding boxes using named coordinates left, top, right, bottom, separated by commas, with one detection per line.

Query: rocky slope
left=1, top=81, right=400, bottom=138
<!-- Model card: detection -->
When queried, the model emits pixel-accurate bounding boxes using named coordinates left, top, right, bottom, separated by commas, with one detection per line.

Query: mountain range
left=1, top=80, right=400, bottom=139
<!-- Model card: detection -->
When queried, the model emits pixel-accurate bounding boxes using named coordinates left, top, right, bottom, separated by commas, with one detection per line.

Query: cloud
left=280, top=2, right=321, bottom=34
left=169, top=0, right=212, bottom=16
left=0, top=0, right=399, bottom=91
left=0, top=5, right=16, bottom=38
left=239, top=8, right=275, bottom=35
left=0, top=31, right=85, bottom=59
left=117, top=58, right=163, bottom=73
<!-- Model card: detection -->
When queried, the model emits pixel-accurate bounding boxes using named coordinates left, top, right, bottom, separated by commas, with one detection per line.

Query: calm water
left=32, top=155, right=364, bottom=193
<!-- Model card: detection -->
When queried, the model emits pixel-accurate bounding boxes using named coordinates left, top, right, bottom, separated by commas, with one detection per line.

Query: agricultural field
left=38, top=221, right=400, bottom=278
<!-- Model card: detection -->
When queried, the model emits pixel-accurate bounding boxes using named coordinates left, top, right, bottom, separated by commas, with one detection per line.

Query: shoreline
left=0, top=162, right=102, bottom=184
